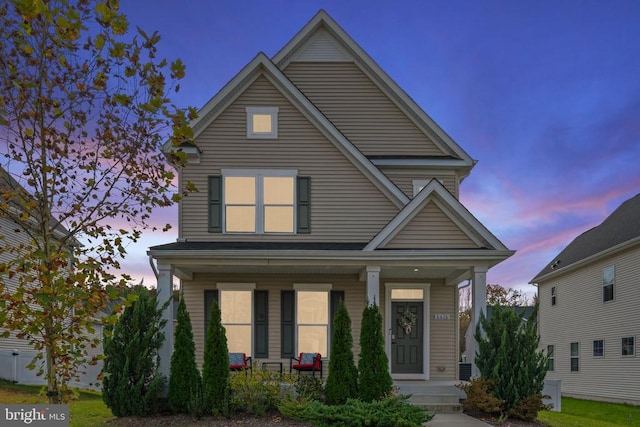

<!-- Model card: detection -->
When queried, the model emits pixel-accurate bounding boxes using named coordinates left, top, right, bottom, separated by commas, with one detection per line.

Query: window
left=223, top=170, right=296, bottom=234
left=603, top=266, right=614, bottom=302
left=547, top=345, right=554, bottom=371
left=220, top=290, right=253, bottom=355
left=622, top=337, right=635, bottom=356
left=246, top=107, right=278, bottom=138
left=570, top=342, right=579, bottom=372
left=296, top=289, right=329, bottom=355
left=551, top=286, right=556, bottom=306
left=593, top=339, right=604, bottom=357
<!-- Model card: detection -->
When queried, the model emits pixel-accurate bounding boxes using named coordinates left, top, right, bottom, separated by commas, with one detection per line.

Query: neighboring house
left=531, top=193, right=640, bottom=405
left=149, top=10, right=513, bottom=381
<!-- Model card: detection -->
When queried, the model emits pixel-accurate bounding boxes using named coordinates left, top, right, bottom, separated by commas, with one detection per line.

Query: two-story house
left=531, top=193, right=640, bottom=405
left=149, top=10, right=513, bottom=382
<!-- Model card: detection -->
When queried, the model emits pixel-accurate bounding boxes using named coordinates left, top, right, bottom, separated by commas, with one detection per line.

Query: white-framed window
left=547, top=345, right=554, bottom=371
left=551, top=286, right=556, bottom=306
left=570, top=342, right=579, bottom=372
left=217, top=283, right=255, bottom=356
left=412, top=179, right=444, bottom=196
left=593, top=339, right=604, bottom=357
left=603, top=266, right=614, bottom=302
left=294, top=284, right=331, bottom=356
left=622, top=337, right=635, bottom=357
left=246, top=106, right=279, bottom=139
left=223, top=169, right=296, bottom=234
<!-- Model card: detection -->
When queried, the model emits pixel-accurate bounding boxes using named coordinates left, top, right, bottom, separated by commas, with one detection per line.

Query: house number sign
left=433, top=314, right=451, bottom=320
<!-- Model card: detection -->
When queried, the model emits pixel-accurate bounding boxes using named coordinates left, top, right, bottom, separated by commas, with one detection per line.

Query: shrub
left=294, top=374, right=324, bottom=401
left=201, top=300, right=230, bottom=416
left=102, top=286, right=166, bottom=417
left=358, top=301, right=392, bottom=402
left=508, top=394, right=551, bottom=420
left=168, top=297, right=201, bottom=414
left=229, top=366, right=293, bottom=416
left=457, top=377, right=503, bottom=415
left=278, top=395, right=433, bottom=426
left=325, top=301, right=358, bottom=405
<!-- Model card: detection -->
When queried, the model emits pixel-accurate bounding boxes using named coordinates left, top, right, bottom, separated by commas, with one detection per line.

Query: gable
left=290, top=28, right=351, bottom=62
left=380, top=200, right=480, bottom=249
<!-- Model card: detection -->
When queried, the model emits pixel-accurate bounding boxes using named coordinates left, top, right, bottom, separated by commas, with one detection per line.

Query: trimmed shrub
left=457, top=377, right=503, bottom=415
left=168, top=297, right=201, bottom=414
left=102, top=285, right=166, bottom=417
left=325, top=301, right=358, bottom=405
left=358, top=301, right=392, bottom=402
left=201, top=300, right=230, bottom=416
left=229, top=366, right=294, bottom=416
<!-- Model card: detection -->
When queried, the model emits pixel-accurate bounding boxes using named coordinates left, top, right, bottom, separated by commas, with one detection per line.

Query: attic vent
left=293, top=29, right=351, bottom=62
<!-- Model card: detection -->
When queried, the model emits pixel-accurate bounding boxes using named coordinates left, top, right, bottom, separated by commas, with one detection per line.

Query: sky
left=115, top=0, right=640, bottom=297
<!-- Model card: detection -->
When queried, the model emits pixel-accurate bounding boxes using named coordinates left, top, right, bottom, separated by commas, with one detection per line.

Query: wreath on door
left=398, top=310, right=417, bottom=334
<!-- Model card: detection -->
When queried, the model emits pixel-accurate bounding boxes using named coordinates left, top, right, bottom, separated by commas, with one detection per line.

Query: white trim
left=246, top=106, right=279, bottom=139
left=412, top=179, right=443, bottom=197
left=384, top=282, right=431, bottom=380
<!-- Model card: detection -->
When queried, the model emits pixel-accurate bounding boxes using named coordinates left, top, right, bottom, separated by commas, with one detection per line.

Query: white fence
left=0, top=349, right=102, bottom=391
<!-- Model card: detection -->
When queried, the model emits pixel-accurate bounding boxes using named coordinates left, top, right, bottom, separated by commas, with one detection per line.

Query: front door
left=391, top=301, right=423, bottom=373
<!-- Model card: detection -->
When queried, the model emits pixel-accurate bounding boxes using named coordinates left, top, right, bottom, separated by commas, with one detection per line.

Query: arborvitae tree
left=168, top=297, right=201, bottom=414
left=102, top=286, right=166, bottom=417
left=325, top=301, right=358, bottom=405
left=201, top=300, right=230, bottom=416
left=358, top=301, right=393, bottom=402
left=475, top=303, right=549, bottom=419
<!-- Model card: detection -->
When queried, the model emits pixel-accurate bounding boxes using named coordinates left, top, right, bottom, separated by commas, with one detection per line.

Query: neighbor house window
left=603, top=266, right=614, bottom=302
left=593, top=339, right=604, bottom=357
left=570, top=342, right=579, bottom=372
left=547, top=345, right=554, bottom=371
left=223, top=170, right=295, bottom=234
left=295, top=284, right=330, bottom=356
left=551, top=286, right=556, bottom=306
left=622, top=337, right=635, bottom=356
left=246, top=107, right=278, bottom=138
left=218, top=285, right=255, bottom=356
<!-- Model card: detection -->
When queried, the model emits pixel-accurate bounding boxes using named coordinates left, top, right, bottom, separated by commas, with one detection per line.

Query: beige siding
left=383, top=201, right=479, bottom=249
left=383, top=171, right=458, bottom=198
left=539, top=245, right=640, bottom=405
left=181, top=75, right=398, bottom=242
left=283, top=62, right=445, bottom=157
left=429, top=283, right=457, bottom=379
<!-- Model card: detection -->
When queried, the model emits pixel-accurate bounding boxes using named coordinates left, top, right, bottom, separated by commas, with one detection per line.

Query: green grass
left=538, top=397, right=640, bottom=426
left=0, top=379, right=114, bottom=427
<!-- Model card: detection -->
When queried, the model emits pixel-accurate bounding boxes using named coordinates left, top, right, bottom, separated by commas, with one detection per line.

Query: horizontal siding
left=383, top=171, right=458, bottom=198
left=429, top=283, right=457, bottom=379
left=283, top=62, right=445, bottom=157
left=383, top=201, right=479, bottom=249
left=539, top=245, right=640, bottom=404
left=182, top=75, right=399, bottom=241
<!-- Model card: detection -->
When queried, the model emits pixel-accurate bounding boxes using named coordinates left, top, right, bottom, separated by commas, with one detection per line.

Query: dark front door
left=391, top=301, right=423, bottom=373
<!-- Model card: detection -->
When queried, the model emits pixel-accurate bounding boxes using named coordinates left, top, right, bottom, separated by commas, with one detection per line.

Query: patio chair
left=289, top=352, right=322, bottom=378
left=229, top=352, right=252, bottom=375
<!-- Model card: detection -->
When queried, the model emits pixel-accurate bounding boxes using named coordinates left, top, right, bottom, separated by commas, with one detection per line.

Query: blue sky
left=118, top=1, right=640, bottom=296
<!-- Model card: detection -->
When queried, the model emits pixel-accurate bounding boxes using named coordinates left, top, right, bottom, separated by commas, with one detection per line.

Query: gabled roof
left=272, top=10, right=475, bottom=168
left=531, top=193, right=640, bottom=283
left=364, top=179, right=511, bottom=252
left=166, top=52, right=409, bottom=209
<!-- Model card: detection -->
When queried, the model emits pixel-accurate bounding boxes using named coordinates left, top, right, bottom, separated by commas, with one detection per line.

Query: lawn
left=0, top=380, right=114, bottom=427
left=538, top=397, right=640, bottom=427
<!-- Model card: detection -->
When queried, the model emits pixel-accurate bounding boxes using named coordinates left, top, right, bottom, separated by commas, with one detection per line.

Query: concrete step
left=408, top=394, right=460, bottom=404
left=412, top=402, right=463, bottom=413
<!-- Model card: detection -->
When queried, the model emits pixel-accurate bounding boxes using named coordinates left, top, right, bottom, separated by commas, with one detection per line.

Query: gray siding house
left=531, top=193, right=640, bottom=405
left=149, top=10, right=513, bottom=381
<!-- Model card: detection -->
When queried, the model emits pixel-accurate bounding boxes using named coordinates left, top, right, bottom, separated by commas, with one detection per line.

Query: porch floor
left=394, top=380, right=466, bottom=413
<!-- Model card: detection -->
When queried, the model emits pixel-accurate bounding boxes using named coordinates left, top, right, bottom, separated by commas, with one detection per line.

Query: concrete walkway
left=427, top=412, right=492, bottom=426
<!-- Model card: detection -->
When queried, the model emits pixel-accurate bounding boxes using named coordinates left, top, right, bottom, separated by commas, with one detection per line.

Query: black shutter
left=281, top=290, right=295, bottom=358
left=296, top=177, right=310, bottom=234
left=208, top=175, right=222, bottom=232
left=254, top=290, right=269, bottom=358
left=204, top=290, right=219, bottom=337
left=330, top=290, right=345, bottom=339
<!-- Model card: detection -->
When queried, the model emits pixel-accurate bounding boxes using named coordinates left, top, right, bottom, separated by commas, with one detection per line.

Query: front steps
left=394, top=380, right=465, bottom=413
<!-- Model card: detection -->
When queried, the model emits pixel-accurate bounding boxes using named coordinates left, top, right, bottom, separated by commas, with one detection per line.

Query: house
left=148, top=10, right=513, bottom=382
left=531, top=193, right=640, bottom=405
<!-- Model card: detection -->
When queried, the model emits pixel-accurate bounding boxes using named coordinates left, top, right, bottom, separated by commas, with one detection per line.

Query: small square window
left=593, top=339, right=604, bottom=357
left=551, top=286, right=556, bottom=306
left=570, top=342, right=579, bottom=372
left=246, top=107, right=278, bottom=139
left=603, top=266, right=614, bottom=302
left=622, top=337, right=635, bottom=356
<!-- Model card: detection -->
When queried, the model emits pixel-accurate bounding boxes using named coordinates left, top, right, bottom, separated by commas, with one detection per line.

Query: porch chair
left=289, top=352, right=322, bottom=378
left=229, top=352, right=252, bottom=375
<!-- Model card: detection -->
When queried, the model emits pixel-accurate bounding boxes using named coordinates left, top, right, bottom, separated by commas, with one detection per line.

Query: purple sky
left=117, top=1, right=640, bottom=296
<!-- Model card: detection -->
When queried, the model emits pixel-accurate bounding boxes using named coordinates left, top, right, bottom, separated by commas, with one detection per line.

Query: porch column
left=366, top=266, right=381, bottom=306
left=156, top=262, right=174, bottom=392
left=470, top=266, right=487, bottom=378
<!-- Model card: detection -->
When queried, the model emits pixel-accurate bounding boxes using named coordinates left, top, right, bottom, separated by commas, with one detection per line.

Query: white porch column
left=470, top=266, right=487, bottom=378
left=156, top=262, right=174, bottom=391
left=366, top=266, right=381, bottom=306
